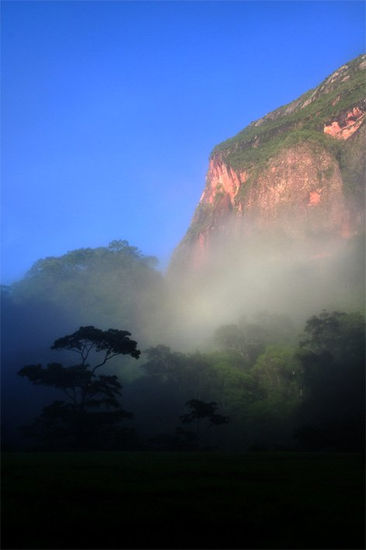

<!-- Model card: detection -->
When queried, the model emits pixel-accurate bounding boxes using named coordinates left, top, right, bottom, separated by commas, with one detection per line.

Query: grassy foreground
left=2, top=451, right=365, bottom=549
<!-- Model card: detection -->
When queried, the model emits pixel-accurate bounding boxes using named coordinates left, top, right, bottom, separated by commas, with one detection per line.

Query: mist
left=164, top=216, right=364, bottom=350
left=1, top=217, right=364, bottom=453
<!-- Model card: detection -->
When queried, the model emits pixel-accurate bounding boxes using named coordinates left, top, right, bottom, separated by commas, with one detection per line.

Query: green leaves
left=295, top=310, right=365, bottom=450
left=11, top=240, right=164, bottom=341
left=212, top=55, right=366, bottom=171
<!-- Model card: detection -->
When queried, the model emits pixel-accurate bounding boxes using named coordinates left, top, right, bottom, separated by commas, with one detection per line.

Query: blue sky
left=1, top=1, right=365, bottom=283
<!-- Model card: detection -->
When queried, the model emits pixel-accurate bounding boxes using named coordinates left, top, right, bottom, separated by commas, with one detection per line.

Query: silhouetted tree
left=18, top=326, right=140, bottom=449
left=180, top=399, right=229, bottom=437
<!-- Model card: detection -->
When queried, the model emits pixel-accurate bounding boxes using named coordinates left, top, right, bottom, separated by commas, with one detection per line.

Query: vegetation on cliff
left=212, top=54, right=366, bottom=171
left=171, top=55, right=365, bottom=272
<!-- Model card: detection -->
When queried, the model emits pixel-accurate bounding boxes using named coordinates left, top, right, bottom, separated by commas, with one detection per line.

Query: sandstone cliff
left=171, top=55, right=366, bottom=273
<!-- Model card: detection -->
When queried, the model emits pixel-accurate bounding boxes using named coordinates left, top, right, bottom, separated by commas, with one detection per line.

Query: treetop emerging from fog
left=52, top=326, right=141, bottom=364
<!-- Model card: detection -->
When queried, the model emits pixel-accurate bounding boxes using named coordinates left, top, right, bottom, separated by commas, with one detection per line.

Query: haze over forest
left=2, top=4, right=365, bottom=549
left=2, top=50, right=365, bottom=454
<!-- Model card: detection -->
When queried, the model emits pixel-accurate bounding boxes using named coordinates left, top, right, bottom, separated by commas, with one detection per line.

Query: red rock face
left=175, top=141, right=359, bottom=272
left=237, top=145, right=349, bottom=236
left=308, top=190, right=321, bottom=206
left=199, top=158, right=247, bottom=206
left=170, top=57, right=366, bottom=275
left=324, top=107, right=365, bottom=140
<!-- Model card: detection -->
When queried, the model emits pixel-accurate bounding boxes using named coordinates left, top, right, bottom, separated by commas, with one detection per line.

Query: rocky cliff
left=171, top=55, right=366, bottom=273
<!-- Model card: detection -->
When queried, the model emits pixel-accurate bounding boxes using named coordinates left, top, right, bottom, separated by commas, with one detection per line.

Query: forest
left=2, top=238, right=365, bottom=549
left=2, top=239, right=364, bottom=454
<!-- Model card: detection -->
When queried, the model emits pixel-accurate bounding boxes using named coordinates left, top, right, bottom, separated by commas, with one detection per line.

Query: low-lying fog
left=1, top=228, right=364, bottom=451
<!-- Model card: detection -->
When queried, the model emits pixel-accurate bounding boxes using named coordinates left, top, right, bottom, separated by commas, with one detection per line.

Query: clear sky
left=1, top=1, right=365, bottom=283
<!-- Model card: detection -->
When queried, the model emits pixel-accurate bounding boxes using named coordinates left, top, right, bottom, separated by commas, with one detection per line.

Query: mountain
left=170, top=54, right=366, bottom=274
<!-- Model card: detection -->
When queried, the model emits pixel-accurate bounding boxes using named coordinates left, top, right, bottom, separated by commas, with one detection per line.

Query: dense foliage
left=2, top=240, right=364, bottom=452
left=124, top=310, right=364, bottom=451
left=9, top=240, right=165, bottom=340
left=1, top=241, right=164, bottom=449
left=295, top=311, right=365, bottom=450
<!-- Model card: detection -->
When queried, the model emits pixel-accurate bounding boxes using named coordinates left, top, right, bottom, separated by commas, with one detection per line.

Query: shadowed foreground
left=2, top=452, right=364, bottom=549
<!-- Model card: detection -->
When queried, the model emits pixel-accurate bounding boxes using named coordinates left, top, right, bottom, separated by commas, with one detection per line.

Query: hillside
left=171, top=55, right=366, bottom=273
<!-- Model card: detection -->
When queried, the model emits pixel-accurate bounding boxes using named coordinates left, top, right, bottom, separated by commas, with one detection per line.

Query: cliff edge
left=170, top=55, right=366, bottom=273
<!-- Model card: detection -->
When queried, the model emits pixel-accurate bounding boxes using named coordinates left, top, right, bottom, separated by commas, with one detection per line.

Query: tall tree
left=180, top=399, right=229, bottom=437
left=296, top=311, right=365, bottom=451
left=18, top=326, right=140, bottom=450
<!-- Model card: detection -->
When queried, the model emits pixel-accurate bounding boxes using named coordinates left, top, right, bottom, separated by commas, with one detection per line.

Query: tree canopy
left=18, top=326, right=140, bottom=450
left=296, top=310, right=365, bottom=450
left=9, top=240, right=165, bottom=343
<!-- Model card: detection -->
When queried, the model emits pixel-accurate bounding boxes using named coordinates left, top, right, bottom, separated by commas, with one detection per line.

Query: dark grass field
left=2, top=451, right=365, bottom=549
